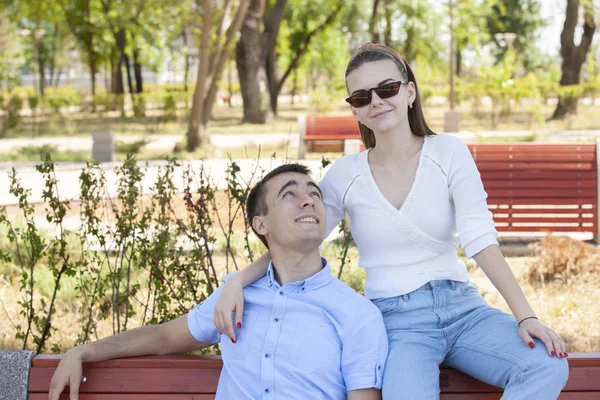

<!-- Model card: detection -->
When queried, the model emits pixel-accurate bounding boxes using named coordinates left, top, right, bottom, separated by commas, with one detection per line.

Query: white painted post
left=92, top=130, right=114, bottom=163
left=297, top=114, right=307, bottom=159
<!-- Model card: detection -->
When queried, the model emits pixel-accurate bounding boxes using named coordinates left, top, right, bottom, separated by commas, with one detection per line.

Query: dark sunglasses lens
left=347, top=94, right=371, bottom=107
left=375, top=82, right=401, bottom=99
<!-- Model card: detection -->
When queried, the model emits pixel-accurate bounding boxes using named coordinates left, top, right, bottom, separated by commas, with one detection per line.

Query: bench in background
left=28, top=353, right=600, bottom=399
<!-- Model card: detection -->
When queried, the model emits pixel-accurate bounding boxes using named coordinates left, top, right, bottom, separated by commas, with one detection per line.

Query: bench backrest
left=28, top=353, right=600, bottom=399
left=468, top=143, right=598, bottom=236
left=304, top=116, right=361, bottom=141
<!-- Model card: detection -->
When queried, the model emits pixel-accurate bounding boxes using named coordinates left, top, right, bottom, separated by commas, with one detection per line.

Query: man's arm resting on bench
left=49, top=314, right=212, bottom=400
left=348, top=388, right=381, bottom=400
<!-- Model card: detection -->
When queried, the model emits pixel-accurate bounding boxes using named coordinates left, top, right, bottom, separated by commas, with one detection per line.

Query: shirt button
left=378, top=365, right=382, bottom=370
left=279, top=291, right=284, bottom=295
left=274, top=318, right=279, bottom=322
left=265, top=388, right=270, bottom=393
left=265, top=353, right=271, bottom=358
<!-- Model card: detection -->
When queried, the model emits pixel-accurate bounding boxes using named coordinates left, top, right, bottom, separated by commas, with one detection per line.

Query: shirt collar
left=266, top=257, right=332, bottom=293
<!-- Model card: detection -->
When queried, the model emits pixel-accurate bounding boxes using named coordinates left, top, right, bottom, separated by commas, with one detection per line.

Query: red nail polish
left=529, top=342, right=535, bottom=348
left=237, top=322, right=242, bottom=329
left=559, top=353, right=563, bottom=358
left=565, top=352, right=569, bottom=357
left=231, top=338, right=236, bottom=343
left=551, top=351, right=555, bottom=356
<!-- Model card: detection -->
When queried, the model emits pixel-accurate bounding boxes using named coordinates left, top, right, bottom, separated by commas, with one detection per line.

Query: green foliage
left=115, top=139, right=150, bottom=155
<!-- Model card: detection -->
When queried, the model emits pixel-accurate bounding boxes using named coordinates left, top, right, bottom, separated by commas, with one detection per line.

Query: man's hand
left=48, top=348, right=85, bottom=400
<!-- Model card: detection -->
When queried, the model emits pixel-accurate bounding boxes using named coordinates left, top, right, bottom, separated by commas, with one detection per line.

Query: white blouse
left=319, top=134, right=498, bottom=299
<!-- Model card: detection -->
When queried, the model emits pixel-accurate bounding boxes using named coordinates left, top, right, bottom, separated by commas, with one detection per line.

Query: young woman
left=213, top=42, right=569, bottom=399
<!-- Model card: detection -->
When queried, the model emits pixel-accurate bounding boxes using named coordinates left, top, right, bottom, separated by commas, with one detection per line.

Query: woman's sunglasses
left=345, top=80, right=406, bottom=108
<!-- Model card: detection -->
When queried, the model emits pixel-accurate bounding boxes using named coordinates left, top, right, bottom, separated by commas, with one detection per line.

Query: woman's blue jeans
left=372, top=280, right=569, bottom=399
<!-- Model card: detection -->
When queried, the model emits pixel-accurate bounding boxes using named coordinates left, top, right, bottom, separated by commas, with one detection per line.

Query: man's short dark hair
left=247, top=163, right=312, bottom=249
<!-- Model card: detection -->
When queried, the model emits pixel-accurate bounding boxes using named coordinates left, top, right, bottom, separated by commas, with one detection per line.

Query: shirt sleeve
left=186, top=286, right=223, bottom=344
left=341, top=304, right=388, bottom=391
left=319, top=160, right=348, bottom=238
left=447, top=138, right=499, bottom=258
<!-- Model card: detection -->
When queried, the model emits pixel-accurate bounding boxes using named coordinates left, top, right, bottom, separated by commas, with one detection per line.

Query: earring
left=409, top=103, right=413, bottom=109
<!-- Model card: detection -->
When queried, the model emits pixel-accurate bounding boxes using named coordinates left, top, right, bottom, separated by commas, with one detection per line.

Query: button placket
left=261, top=291, right=287, bottom=399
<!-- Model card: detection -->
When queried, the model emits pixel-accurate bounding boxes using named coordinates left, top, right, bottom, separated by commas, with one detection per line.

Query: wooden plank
left=30, top=395, right=215, bottom=400
left=493, top=226, right=596, bottom=232
left=487, top=198, right=597, bottom=205
left=28, top=368, right=220, bottom=394
left=491, top=208, right=595, bottom=214
left=31, top=354, right=223, bottom=369
left=493, top=217, right=595, bottom=224
left=471, top=153, right=596, bottom=162
left=479, top=171, right=597, bottom=180
left=483, top=181, right=597, bottom=189
left=563, top=366, right=600, bottom=391
left=475, top=162, right=595, bottom=171
left=468, top=144, right=596, bottom=152
left=486, top=189, right=597, bottom=198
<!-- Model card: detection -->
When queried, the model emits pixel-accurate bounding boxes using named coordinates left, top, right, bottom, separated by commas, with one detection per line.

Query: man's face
left=253, top=172, right=326, bottom=252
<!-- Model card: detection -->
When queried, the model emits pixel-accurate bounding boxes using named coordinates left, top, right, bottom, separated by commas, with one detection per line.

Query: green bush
left=115, top=139, right=150, bottom=154
left=133, top=94, right=146, bottom=118
left=7, top=94, right=23, bottom=129
left=163, top=93, right=178, bottom=120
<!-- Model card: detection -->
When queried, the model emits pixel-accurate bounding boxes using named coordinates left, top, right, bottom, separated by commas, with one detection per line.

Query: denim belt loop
left=401, top=294, right=410, bottom=302
left=450, top=281, right=457, bottom=290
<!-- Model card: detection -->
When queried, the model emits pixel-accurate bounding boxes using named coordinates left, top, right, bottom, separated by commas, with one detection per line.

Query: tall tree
left=186, top=0, right=250, bottom=151
left=485, top=0, right=546, bottom=70
left=551, top=0, right=596, bottom=119
left=267, top=0, right=344, bottom=114
left=236, top=0, right=288, bottom=124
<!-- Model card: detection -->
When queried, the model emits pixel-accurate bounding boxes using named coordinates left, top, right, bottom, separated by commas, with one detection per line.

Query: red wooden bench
left=28, top=353, right=600, bottom=399
left=469, top=143, right=598, bottom=241
left=297, top=115, right=362, bottom=157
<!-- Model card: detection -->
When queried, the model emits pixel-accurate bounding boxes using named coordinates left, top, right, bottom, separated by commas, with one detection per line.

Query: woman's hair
left=345, top=42, right=436, bottom=149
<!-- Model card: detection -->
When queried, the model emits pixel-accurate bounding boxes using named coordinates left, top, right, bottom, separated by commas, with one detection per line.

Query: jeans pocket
left=291, top=320, right=341, bottom=372
left=371, top=296, right=403, bottom=317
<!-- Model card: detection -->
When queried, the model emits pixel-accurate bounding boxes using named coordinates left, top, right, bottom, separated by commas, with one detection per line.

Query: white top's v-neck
left=319, top=134, right=498, bottom=299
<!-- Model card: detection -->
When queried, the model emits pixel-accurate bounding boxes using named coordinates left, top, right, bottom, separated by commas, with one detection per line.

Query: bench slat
left=483, top=181, right=597, bottom=189
left=28, top=368, right=220, bottom=393
left=471, top=154, right=596, bottom=162
left=475, top=162, right=595, bottom=171
left=487, top=198, right=596, bottom=205
left=29, top=395, right=215, bottom=400
left=31, top=354, right=223, bottom=369
left=486, top=189, right=597, bottom=198
left=479, top=171, right=597, bottom=180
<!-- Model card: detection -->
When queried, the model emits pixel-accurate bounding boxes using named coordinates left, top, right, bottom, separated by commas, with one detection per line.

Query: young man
left=49, top=163, right=388, bottom=400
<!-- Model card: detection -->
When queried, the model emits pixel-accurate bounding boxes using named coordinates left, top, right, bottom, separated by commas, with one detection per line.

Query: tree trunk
left=369, top=0, right=381, bottom=43
left=551, top=0, right=596, bottom=120
left=111, top=49, right=124, bottom=95
left=37, top=41, right=46, bottom=97
left=456, top=48, right=462, bottom=78
left=182, top=28, right=190, bottom=92
left=265, top=51, right=278, bottom=116
left=133, top=49, right=143, bottom=93
left=383, top=0, right=392, bottom=46
left=186, top=0, right=249, bottom=151
left=236, top=0, right=267, bottom=123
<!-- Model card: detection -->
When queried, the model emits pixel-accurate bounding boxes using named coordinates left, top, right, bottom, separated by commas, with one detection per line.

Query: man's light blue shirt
left=187, top=258, right=388, bottom=399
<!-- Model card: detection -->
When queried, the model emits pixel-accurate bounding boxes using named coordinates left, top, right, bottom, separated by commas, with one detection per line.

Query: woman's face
left=345, top=59, right=415, bottom=134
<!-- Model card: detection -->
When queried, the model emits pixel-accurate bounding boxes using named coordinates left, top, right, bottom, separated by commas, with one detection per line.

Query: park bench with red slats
left=468, top=143, right=598, bottom=240
left=28, top=353, right=600, bottom=399
left=298, top=115, right=599, bottom=241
